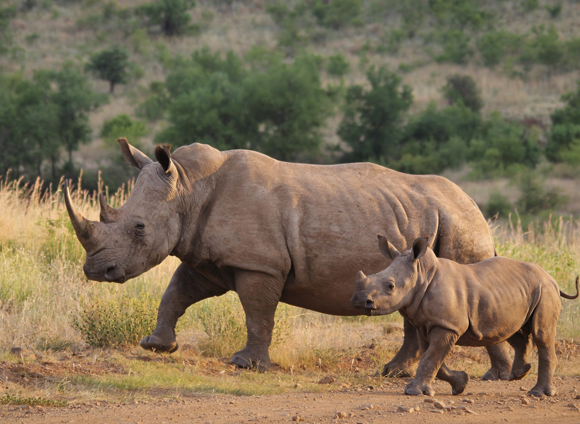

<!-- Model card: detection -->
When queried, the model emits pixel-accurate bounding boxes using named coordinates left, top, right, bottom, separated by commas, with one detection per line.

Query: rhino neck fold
left=399, top=257, right=438, bottom=321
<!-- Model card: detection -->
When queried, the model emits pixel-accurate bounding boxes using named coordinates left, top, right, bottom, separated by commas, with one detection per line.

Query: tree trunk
left=109, top=80, right=115, bottom=94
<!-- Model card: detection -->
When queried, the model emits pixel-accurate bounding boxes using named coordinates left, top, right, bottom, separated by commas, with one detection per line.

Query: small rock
left=397, top=406, right=414, bottom=413
left=318, top=376, right=335, bottom=385
left=465, top=408, right=478, bottom=415
left=334, top=412, right=347, bottom=419
left=433, top=401, right=446, bottom=409
left=520, top=386, right=527, bottom=391
left=10, top=347, right=22, bottom=356
left=361, top=404, right=374, bottom=410
left=431, top=409, right=444, bottom=414
left=292, top=415, right=305, bottom=422
left=575, top=395, right=580, bottom=400
left=424, top=398, right=436, bottom=403
left=462, top=399, right=474, bottom=404
left=229, top=400, right=236, bottom=404
left=294, top=383, right=302, bottom=388
left=568, top=403, right=580, bottom=411
left=456, top=405, right=467, bottom=411
left=522, top=398, right=530, bottom=405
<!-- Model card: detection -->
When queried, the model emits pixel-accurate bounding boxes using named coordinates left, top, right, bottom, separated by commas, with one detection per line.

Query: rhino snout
left=104, top=264, right=126, bottom=283
left=365, top=299, right=376, bottom=310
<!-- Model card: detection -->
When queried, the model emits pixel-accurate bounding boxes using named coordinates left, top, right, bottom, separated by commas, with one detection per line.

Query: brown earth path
left=3, top=377, right=580, bottom=424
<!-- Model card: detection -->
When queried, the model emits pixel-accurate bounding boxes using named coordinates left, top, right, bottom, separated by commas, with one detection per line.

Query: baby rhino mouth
left=105, top=264, right=126, bottom=283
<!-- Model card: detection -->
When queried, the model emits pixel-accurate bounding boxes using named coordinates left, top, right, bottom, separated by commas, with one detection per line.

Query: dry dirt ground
left=2, top=377, right=580, bottom=424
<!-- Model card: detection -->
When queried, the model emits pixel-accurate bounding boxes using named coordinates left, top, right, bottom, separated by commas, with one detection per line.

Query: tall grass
left=0, top=176, right=578, bottom=372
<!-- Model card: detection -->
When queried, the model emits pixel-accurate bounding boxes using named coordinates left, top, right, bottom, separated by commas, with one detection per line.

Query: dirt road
left=3, top=377, right=580, bottom=424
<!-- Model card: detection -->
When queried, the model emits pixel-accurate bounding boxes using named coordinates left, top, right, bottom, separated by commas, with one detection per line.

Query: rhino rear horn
left=99, top=193, right=118, bottom=223
left=64, top=180, right=99, bottom=252
left=377, top=234, right=400, bottom=260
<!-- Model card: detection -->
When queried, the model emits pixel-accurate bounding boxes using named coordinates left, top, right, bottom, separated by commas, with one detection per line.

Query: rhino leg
left=404, top=326, right=459, bottom=397
left=529, top=305, right=558, bottom=397
left=382, top=318, right=421, bottom=377
left=231, top=270, right=283, bottom=372
left=141, top=264, right=227, bottom=353
left=507, top=332, right=533, bottom=380
left=481, top=342, right=512, bottom=380
left=436, top=363, right=469, bottom=395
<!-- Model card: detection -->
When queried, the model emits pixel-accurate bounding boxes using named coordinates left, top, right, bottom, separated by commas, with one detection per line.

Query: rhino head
left=350, top=235, right=429, bottom=315
left=65, top=138, right=183, bottom=283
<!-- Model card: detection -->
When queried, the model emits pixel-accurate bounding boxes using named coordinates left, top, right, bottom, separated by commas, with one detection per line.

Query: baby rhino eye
left=386, top=281, right=395, bottom=291
left=135, top=223, right=145, bottom=230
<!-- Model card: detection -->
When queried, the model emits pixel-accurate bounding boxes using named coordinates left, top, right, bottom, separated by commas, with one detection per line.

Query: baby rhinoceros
left=351, top=235, right=579, bottom=398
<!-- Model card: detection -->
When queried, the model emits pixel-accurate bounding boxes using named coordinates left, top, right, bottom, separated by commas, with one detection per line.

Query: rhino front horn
left=64, top=180, right=98, bottom=251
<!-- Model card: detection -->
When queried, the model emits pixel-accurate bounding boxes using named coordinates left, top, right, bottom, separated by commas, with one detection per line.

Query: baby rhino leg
left=528, top=300, right=559, bottom=397
left=405, top=327, right=459, bottom=397
left=507, top=332, right=533, bottom=381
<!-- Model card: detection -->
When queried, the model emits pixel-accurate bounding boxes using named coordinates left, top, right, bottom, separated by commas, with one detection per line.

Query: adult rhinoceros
left=64, top=138, right=511, bottom=379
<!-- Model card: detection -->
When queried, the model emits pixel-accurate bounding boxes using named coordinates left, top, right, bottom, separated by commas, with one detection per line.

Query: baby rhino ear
left=411, top=236, right=429, bottom=262
left=377, top=234, right=400, bottom=260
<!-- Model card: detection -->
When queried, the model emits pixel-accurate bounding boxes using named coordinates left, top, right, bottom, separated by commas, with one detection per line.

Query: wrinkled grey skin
left=65, top=138, right=510, bottom=376
left=352, top=235, right=580, bottom=397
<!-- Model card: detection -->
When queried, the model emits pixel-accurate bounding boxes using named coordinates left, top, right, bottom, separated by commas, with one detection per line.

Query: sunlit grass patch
left=0, top=393, right=68, bottom=407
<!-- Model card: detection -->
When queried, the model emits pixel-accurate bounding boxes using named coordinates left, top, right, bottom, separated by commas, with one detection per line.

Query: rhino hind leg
left=507, top=332, right=533, bottom=381
left=528, top=306, right=558, bottom=397
left=481, top=342, right=512, bottom=380
left=382, top=318, right=421, bottom=377
left=232, top=271, right=283, bottom=373
left=436, top=363, right=469, bottom=395
left=141, top=264, right=228, bottom=353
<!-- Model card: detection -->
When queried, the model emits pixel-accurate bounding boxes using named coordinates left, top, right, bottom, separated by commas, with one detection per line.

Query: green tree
left=49, top=66, right=108, bottom=169
left=338, top=65, right=413, bottom=162
left=85, top=45, right=130, bottom=93
left=326, top=53, right=350, bottom=77
left=0, top=4, right=16, bottom=55
left=140, top=0, right=196, bottom=36
left=443, top=74, right=483, bottom=114
left=311, top=0, right=361, bottom=29
left=546, top=81, right=580, bottom=163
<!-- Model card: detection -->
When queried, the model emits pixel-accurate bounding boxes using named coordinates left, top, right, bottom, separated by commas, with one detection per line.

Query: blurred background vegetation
left=1, top=0, right=580, bottom=224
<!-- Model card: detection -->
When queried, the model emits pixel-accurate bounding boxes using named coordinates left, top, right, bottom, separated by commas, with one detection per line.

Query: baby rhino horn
left=357, top=271, right=367, bottom=282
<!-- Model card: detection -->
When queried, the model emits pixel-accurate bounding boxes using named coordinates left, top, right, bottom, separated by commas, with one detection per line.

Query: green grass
left=0, top=393, right=68, bottom=407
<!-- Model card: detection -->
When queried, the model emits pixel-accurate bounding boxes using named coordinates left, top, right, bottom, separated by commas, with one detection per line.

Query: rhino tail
left=560, top=276, right=580, bottom=300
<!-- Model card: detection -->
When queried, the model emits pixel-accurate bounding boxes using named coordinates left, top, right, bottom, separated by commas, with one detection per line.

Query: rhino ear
left=155, top=144, right=175, bottom=174
left=117, top=137, right=153, bottom=170
left=378, top=234, right=400, bottom=260
left=411, top=237, right=429, bottom=262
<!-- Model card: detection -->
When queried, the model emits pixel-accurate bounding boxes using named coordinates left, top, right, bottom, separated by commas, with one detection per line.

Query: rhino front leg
left=482, top=342, right=512, bottom=381
left=141, top=264, right=227, bottom=353
left=231, top=270, right=283, bottom=372
left=404, top=327, right=459, bottom=397
left=382, top=318, right=421, bottom=377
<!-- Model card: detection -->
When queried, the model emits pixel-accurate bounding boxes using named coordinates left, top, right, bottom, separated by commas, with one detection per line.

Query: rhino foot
left=140, top=334, right=178, bottom=353
left=381, top=360, right=416, bottom=378
left=450, top=371, right=469, bottom=395
left=481, top=366, right=510, bottom=381
left=509, top=363, right=532, bottom=381
left=404, top=382, right=434, bottom=397
left=528, top=384, right=557, bottom=397
left=231, top=348, right=271, bottom=372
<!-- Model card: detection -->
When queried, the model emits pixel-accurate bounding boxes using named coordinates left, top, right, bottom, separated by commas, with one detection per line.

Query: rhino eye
left=135, top=223, right=145, bottom=230
left=386, top=281, right=395, bottom=291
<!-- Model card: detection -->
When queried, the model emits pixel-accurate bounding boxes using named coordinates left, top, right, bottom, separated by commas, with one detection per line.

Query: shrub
left=137, top=81, right=170, bottom=121
left=338, top=65, right=413, bottom=162
left=443, top=74, right=483, bottom=114
left=72, top=293, right=158, bottom=347
left=428, top=0, right=489, bottom=29
left=486, top=191, right=513, bottom=219
left=477, top=31, right=522, bottom=67
left=547, top=82, right=580, bottom=162
left=519, top=26, right=564, bottom=70
left=434, top=29, right=472, bottom=65
left=326, top=53, right=350, bottom=78
left=514, top=170, right=568, bottom=215
left=545, top=2, right=562, bottom=19
left=85, top=45, right=130, bottom=93
left=521, top=0, right=539, bottom=13
left=140, top=0, right=196, bottom=36
left=311, top=0, right=362, bottom=29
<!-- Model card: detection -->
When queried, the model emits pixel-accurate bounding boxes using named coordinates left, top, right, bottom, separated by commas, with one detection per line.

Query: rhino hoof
left=231, top=352, right=270, bottom=372
left=140, top=335, right=178, bottom=353
left=481, top=367, right=510, bottom=381
left=529, top=385, right=557, bottom=397
left=509, top=363, right=532, bottom=381
left=451, top=371, right=469, bottom=395
left=381, top=364, right=413, bottom=378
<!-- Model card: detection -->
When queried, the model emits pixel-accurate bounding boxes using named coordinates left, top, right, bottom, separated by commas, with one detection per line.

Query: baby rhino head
left=350, top=235, right=429, bottom=316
